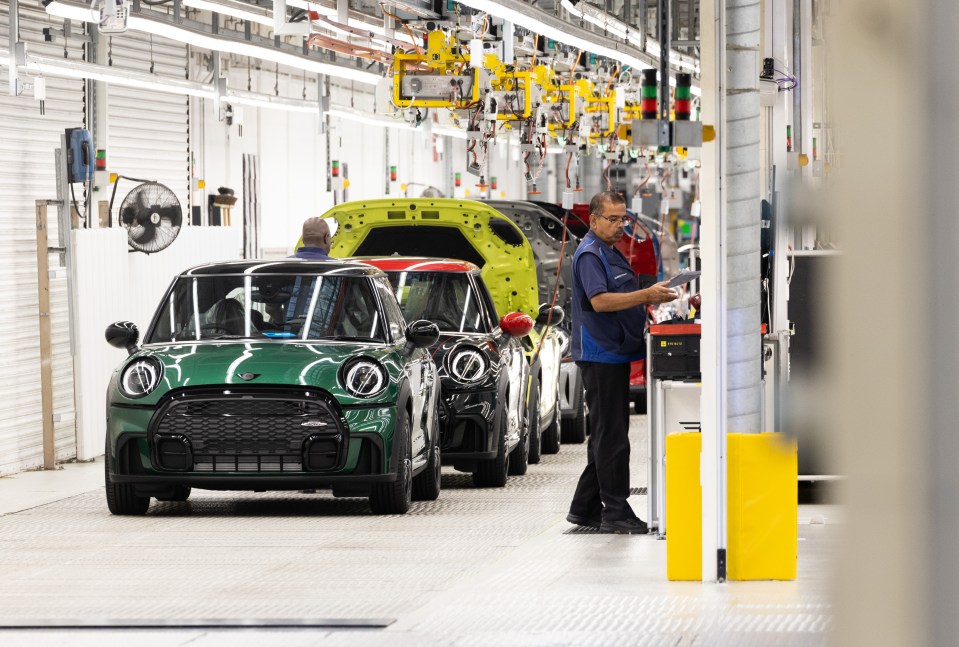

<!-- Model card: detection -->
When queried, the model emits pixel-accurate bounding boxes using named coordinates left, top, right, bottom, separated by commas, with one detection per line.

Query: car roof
left=359, top=257, right=480, bottom=273
left=179, top=259, right=383, bottom=277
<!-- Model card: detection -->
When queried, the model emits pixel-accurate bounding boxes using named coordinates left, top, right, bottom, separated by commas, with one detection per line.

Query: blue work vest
left=571, top=231, right=648, bottom=363
left=291, top=247, right=330, bottom=260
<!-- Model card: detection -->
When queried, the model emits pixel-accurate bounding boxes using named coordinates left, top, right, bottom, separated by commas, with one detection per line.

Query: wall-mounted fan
left=117, top=181, right=182, bottom=253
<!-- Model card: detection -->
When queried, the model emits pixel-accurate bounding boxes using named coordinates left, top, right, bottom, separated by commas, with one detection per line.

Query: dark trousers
left=569, top=361, right=636, bottom=522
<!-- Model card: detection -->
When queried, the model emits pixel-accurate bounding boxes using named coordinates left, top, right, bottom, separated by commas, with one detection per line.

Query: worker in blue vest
left=567, top=191, right=678, bottom=534
left=292, top=217, right=332, bottom=259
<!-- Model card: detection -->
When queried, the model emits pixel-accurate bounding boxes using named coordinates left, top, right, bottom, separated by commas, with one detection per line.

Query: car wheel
left=508, top=418, right=529, bottom=476
left=633, top=398, right=647, bottom=415
left=542, top=407, right=562, bottom=454
left=473, top=410, right=509, bottom=487
left=561, top=390, right=587, bottom=444
left=413, top=442, right=442, bottom=501
left=104, top=438, right=150, bottom=515
left=156, top=486, right=191, bottom=502
left=526, top=373, right=542, bottom=465
left=370, top=408, right=413, bottom=514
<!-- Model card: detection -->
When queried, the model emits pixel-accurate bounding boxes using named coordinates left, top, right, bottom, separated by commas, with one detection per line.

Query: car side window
left=374, top=277, right=408, bottom=343
left=474, top=276, right=500, bottom=328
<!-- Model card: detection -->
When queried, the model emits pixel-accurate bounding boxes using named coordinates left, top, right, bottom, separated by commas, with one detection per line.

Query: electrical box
left=64, top=127, right=94, bottom=183
left=631, top=119, right=670, bottom=148
left=671, top=121, right=703, bottom=147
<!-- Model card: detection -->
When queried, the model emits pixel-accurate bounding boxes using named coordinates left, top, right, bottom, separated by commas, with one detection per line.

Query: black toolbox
left=649, top=324, right=701, bottom=379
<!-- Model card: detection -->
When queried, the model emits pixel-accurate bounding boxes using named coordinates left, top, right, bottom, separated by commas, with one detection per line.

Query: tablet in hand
left=666, top=269, right=701, bottom=289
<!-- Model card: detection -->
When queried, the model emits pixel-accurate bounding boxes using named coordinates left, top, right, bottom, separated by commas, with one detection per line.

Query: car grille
left=150, top=390, right=345, bottom=473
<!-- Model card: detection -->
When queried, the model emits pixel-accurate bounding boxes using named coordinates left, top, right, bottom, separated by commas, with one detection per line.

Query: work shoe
left=566, top=513, right=602, bottom=528
left=599, top=517, right=648, bottom=535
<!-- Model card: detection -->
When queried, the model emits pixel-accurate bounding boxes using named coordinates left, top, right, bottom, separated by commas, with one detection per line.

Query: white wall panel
left=106, top=33, right=190, bottom=224
left=72, top=226, right=242, bottom=459
left=0, top=5, right=84, bottom=474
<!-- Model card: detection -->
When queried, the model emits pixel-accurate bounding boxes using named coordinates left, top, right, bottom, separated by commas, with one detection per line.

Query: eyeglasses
left=593, top=214, right=628, bottom=225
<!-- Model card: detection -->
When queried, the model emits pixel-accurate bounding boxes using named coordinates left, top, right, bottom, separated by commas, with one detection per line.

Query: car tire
left=370, top=408, right=413, bottom=514
left=561, top=392, right=587, bottom=444
left=508, top=419, right=529, bottom=476
left=542, top=409, right=561, bottom=454
left=473, top=410, right=509, bottom=487
left=526, top=373, right=542, bottom=465
left=412, top=442, right=442, bottom=501
left=156, top=486, right=191, bottom=502
left=104, top=439, right=150, bottom=515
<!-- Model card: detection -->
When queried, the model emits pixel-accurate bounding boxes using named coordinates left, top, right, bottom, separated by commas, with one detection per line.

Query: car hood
left=111, top=341, right=404, bottom=406
left=322, top=198, right=540, bottom=319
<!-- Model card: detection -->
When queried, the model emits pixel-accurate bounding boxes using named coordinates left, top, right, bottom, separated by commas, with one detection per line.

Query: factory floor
left=0, top=415, right=836, bottom=646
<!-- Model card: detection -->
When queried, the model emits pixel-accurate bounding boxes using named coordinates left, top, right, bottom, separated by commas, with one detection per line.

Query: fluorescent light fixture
left=41, top=0, right=97, bottom=22
left=44, top=0, right=380, bottom=85
left=284, top=0, right=338, bottom=19
left=0, top=48, right=336, bottom=114
left=457, top=0, right=651, bottom=72
left=284, top=0, right=418, bottom=47
left=561, top=0, right=629, bottom=40
left=561, top=0, right=700, bottom=78
left=226, top=89, right=320, bottom=113
left=326, top=107, right=415, bottom=130
left=432, top=126, right=468, bottom=140
left=0, top=48, right=217, bottom=98
left=182, top=0, right=275, bottom=27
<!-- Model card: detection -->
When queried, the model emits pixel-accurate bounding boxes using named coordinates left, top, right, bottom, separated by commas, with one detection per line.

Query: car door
left=374, top=277, right=431, bottom=468
left=472, top=272, right=525, bottom=445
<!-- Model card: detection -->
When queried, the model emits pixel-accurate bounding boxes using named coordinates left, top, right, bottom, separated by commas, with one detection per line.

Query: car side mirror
left=499, top=312, right=534, bottom=337
left=405, top=319, right=440, bottom=348
left=105, top=321, right=139, bottom=355
left=536, top=303, right=565, bottom=327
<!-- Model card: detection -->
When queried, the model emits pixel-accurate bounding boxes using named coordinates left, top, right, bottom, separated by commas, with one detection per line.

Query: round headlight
left=554, top=328, right=571, bottom=356
left=119, top=357, right=163, bottom=398
left=342, top=358, right=387, bottom=398
left=448, top=346, right=489, bottom=383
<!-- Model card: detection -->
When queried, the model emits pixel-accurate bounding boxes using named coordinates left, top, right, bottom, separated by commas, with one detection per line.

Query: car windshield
left=384, top=271, right=489, bottom=334
left=147, top=274, right=387, bottom=343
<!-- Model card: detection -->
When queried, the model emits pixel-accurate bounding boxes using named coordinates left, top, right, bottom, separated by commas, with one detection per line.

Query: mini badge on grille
left=236, top=372, right=260, bottom=381
left=301, top=420, right=328, bottom=427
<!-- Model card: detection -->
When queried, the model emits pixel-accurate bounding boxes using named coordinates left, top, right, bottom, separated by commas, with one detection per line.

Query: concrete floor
left=0, top=416, right=837, bottom=646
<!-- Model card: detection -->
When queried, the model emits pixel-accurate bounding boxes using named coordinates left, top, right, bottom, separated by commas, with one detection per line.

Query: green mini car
left=103, top=260, right=442, bottom=515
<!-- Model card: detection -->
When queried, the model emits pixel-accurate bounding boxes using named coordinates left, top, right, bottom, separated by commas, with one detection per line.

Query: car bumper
left=437, top=388, right=499, bottom=461
left=107, top=399, right=403, bottom=488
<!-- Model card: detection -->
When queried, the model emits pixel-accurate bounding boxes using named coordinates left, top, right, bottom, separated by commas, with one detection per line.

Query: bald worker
left=292, top=217, right=332, bottom=259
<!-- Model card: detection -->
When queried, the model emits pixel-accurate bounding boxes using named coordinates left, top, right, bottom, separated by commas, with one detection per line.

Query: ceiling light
left=225, top=89, right=320, bottom=113
left=456, top=0, right=652, bottom=72
left=0, top=48, right=217, bottom=98
left=378, top=0, right=439, bottom=20
left=181, top=0, right=274, bottom=27
left=43, top=0, right=380, bottom=85
left=326, top=107, right=415, bottom=130
left=284, top=0, right=338, bottom=19
left=1, top=48, right=343, bottom=115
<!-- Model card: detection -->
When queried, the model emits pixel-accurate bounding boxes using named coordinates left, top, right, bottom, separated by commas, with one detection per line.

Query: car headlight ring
left=119, top=357, right=164, bottom=399
left=341, top=357, right=388, bottom=398
left=448, top=345, right=489, bottom=384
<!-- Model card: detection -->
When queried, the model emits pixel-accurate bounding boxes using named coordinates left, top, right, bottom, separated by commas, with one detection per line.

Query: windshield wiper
left=204, top=334, right=246, bottom=340
left=328, top=335, right=379, bottom=342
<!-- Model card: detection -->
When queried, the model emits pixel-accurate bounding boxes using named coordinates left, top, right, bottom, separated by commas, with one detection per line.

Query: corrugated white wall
left=72, top=226, right=242, bottom=460
left=0, top=4, right=84, bottom=475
